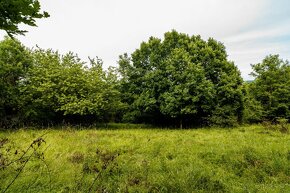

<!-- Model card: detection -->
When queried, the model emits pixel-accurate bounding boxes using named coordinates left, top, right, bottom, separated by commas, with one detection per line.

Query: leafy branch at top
left=0, top=0, right=50, bottom=37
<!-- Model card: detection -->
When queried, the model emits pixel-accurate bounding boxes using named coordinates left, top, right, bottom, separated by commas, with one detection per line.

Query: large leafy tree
left=0, top=0, right=49, bottom=36
left=249, top=55, right=290, bottom=121
left=159, top=48, right=214, bottom=128
left=21, top=49, right=123, bottom=124
left=0, top=37, right=32, bottom=127
left=118, top=30, right=243, bottom=127
left=0, top=37, right=123, bottom=127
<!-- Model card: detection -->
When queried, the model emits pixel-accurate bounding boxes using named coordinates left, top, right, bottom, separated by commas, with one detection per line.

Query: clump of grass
left=262, top=118, right=289, bottom=133
left=69, top=152, right=84, bottom=164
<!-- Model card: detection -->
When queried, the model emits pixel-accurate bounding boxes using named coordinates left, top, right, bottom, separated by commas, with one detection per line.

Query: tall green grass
left=0, top=125, right=289, bottom=192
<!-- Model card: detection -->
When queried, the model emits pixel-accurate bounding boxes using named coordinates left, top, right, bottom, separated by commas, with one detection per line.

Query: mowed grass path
left=0, top=125, right=289, bottom=193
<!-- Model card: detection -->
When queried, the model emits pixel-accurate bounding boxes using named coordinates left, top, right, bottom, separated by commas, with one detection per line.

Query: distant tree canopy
left=118, top=30, right=244, bottom=127
left=0, top=0, right=49, bottom=36
left=0, top=33, right=289, bottom=128
left=0, top=37, right=123, bottom=128
left=246, top=55, right=290, bottom=121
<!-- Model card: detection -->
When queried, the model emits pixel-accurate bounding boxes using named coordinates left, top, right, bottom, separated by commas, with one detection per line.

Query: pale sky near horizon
left=1, top=0, right=290, bottom=80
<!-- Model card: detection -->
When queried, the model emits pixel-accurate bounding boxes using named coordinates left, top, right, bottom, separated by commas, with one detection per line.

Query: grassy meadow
left=0, top=125, right=289, bottom=193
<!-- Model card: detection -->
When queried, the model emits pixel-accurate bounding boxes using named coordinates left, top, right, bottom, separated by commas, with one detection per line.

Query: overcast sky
left=1, top=0, right=290, bottom=80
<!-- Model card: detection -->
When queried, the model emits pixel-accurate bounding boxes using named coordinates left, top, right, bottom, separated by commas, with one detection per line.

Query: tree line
left=0, top=31, right=289, bottom=128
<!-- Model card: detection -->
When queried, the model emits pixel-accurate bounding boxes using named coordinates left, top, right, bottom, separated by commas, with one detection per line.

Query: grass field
left=0, top=125, right=289, bottom=193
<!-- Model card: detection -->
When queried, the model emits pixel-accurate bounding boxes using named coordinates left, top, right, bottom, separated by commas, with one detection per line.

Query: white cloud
left=222, top=21, right=290, bottom=79
left=223, top=22, right=290, bottom=43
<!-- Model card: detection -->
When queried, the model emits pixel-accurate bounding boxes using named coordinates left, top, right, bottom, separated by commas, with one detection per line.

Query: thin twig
left=3, top=132, right=50, bottom=168
left=2, top=146, right=40, bottom=193
left=88, top=173, right=100, bottom=193
left=38, top=145, right=52, bottom=192
left=1, top=132, right=50, bottom=193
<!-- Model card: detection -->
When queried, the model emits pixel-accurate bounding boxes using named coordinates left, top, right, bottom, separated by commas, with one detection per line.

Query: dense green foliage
left=0, top=0, right=49, bottom=36
left=0, top=32, right=289, bottom=128
left=119, top=31, right=243, bottom=127
left=0, top=37, right=123, bottom=127
left=246, top=55, right=290, bottom=122
left=0, top=125, right=289, bottom=192
left=20, top=50, right=123, bottom=124
left=242, top=82, right=264, bottom=123
left=0, top=38, right=32, bottom=127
